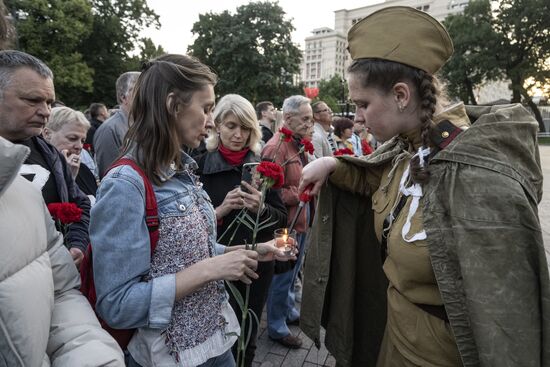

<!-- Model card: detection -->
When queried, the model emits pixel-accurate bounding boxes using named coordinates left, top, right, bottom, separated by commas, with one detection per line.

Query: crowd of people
left=1, top=2, right=548, bottom=367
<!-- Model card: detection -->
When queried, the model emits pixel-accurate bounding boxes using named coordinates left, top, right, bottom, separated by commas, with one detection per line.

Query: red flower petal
left=300, top=138, right=315, bottom=155
left=334, top=148, right=354, bottom=156
left=279, top=127, right=293, bottom=143
left=257, top=161, right=285, bottom=189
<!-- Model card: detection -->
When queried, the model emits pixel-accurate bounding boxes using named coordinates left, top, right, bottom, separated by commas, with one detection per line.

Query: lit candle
left=274, top=228, right=295, bottom=256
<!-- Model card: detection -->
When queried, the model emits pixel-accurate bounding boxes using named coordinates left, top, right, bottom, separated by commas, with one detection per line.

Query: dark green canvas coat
left=300, top=104, right=550, bottom=367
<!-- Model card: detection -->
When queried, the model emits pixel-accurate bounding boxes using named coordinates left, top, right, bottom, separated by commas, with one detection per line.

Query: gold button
left=441, top=131, right=450, bottom=138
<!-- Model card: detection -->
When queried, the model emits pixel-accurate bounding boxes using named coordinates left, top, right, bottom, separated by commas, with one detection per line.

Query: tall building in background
left=301, top=0, right=469, bottom=88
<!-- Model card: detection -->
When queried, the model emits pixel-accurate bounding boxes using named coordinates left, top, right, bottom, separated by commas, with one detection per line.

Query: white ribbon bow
left=399, top=147, right=430, bottom=242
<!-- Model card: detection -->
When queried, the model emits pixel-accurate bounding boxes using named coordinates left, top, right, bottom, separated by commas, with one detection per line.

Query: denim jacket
left=90, top=152, right=226, bottom=330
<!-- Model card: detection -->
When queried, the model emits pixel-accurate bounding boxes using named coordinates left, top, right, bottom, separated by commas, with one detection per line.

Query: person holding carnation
left=261, top=95, right=314, bottom=349
left=196, top=93, right=287, bottom=366
left=90, top=54, right=291, bottom=367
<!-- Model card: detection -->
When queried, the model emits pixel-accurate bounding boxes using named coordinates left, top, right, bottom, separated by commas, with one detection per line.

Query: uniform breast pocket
left=158, top=192, right=197, bottom=218
left=371, top=189, right=390, bottom=215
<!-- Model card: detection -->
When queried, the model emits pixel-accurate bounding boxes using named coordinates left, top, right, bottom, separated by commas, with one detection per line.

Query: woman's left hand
left=255, top=240, right=297, bottom=262
left=240, top=181, right=263, bottom=214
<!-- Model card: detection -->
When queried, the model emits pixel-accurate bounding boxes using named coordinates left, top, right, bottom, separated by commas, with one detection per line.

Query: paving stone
left=262, top=353, right=285, bottom=366
left=296, top=329, right=314, bottom=349
left=268, top=338, right=291, bottom=356
left=305, top=341, right=329, bottom=365
left=324, top=355, right=336, bottom=367
left=282, top=348, right=309, bottom=367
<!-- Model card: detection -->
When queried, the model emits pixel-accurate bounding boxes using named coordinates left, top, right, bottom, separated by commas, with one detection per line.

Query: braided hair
left=348, top=58, right=445, bottom=184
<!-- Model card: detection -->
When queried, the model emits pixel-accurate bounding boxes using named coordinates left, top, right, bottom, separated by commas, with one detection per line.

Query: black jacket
left=196, top=150, right=287, bottom=246
left=32, top=136, right=91, bottom=253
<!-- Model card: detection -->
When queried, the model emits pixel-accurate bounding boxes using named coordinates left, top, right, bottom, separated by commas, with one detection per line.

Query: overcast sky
left=142, top=0, right=382, bottom=54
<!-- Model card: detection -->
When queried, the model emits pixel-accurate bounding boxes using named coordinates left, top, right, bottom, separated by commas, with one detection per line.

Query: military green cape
left=301, top=104, right=550, bottom=367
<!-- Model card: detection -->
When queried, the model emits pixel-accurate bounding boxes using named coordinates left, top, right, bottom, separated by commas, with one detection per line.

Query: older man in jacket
left=0, top=50, right=91, bottom=265
left=261, top=95, right=314, bottom=349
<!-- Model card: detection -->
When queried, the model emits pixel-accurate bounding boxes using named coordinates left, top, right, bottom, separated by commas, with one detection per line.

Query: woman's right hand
left=62, top=149, right=80, bottom=179
left=299, top=157, right=338, bottom=196
left=215, top=187, right=244, bottom=220
left=208, top=249, right=259, bottom=284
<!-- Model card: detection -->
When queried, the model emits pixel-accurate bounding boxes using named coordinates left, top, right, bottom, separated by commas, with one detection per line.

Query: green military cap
left=347, top=6, right=453, bottom=74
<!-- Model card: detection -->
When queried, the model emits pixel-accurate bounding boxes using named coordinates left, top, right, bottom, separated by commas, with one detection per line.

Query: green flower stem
left=236, top=185, right=267, bottom=367
left=281, top=147, right=305, bottom=167
left=270, top=139, right=283, bottom=162
left=217, top=208, right=246, bottom=243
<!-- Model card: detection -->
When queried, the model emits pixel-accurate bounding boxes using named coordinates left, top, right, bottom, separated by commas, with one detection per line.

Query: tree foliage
left=441, top=0, right=549, bottom=129
left=7, top=0, right=160, bottom=108
left=7, top=0, right=94, bottom=103
left=442, top=0, right=501, bottom=104
left=77, top=0, right=160, bottom=107
left=316, top=75, right=351, bottom=114
left=188, top=1, right=302, bottom=106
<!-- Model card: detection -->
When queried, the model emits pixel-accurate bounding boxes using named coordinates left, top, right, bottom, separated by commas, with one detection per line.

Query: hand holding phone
left=241, top=162, right=259, bottom=193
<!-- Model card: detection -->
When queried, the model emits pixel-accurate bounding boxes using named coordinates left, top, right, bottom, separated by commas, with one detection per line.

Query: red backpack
left=80, top=158, right=159, bottom=349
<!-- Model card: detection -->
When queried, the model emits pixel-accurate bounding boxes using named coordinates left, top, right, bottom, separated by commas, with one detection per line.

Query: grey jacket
left=312, top=122, right=334, bottom=158
left=93, top=109, right=129, bottom=179
left=0, top=137, right=124, bottom=367
left=301, top=104, right=549, bottom=367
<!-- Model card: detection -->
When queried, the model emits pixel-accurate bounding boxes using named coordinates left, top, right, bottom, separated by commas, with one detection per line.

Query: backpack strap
left=108, top=158, right=159, bottom=251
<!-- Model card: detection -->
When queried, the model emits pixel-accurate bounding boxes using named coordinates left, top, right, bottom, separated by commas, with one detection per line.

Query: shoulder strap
left=430, top=119, right=463, bottom=150
left=108, top=158, right=159, bottom=252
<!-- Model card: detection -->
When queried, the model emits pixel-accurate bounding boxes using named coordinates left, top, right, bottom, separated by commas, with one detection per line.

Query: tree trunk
left=510, top=73, right=522, bottom=103
left=464, top=77, right=477, bottom=105
left=520, top=89, right=545, bottom=132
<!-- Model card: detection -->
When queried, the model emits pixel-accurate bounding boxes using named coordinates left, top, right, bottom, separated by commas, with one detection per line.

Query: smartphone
left=241, top=162, right=260, bottom=192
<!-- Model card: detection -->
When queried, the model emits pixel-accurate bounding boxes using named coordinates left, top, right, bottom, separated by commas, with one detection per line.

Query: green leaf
left=258, top=219, right=280, bottom=231
left=225, top=281, right=244, bottom=310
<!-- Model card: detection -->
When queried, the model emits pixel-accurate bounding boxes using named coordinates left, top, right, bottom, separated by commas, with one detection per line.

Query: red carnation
left=83, top=143, right=92, bottom=152
left=278, top=127, right=293, bottom=143
left=299, top=184, right=314, bottom=203
left=300, top=138, right=315, bottom=155
left=334, top=148, right=354, bottom=156
left=257, top=161, right=285, bottom=189
left=361, top=139, right=374, bottom=155
left=47, top=202, right=82, bottom=224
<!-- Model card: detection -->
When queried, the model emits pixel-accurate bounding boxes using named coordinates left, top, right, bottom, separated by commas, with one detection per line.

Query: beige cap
left=347, top=6, right=453, bottom=74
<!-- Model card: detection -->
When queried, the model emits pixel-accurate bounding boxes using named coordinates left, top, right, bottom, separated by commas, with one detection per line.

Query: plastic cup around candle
left=274, top=228, right=297, bottom=255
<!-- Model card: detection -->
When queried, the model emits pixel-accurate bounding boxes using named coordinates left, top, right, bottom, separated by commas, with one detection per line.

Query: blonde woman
left=43, top=106, right=98, bottom=197
left=196, top=94, right=287, bottom=366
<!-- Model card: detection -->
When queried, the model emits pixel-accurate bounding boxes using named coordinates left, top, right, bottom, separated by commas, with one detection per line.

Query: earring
left=398, top=103, right=405, bottom=112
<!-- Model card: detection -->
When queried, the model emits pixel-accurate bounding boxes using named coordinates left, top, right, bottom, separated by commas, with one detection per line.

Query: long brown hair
left=348, top=58, right=444, bottom=184
left=121, top=54, right=217, bottom=185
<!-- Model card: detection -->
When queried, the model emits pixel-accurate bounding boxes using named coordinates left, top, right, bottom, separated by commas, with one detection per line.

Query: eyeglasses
left=315, top=108, right=332, bottom=114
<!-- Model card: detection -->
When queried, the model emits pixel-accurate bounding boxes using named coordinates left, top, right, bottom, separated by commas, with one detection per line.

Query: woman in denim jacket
left=90, top=54, right=289, bottom=367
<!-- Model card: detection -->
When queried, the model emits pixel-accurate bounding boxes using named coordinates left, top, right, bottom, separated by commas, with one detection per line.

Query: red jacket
left=262, top=131, right=309, bottom=234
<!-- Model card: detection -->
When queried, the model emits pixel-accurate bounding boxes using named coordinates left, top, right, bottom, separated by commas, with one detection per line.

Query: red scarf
left=218, top=143, right=250, bottom=166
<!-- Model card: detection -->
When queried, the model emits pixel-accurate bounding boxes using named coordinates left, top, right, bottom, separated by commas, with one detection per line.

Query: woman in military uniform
left=299, top=6, right=549, bottom=367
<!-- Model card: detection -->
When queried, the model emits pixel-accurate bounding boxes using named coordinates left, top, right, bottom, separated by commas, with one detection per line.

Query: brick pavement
left=253, top=145, right=550, bottom=367
left=252, top=302, right=335, bottom=367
